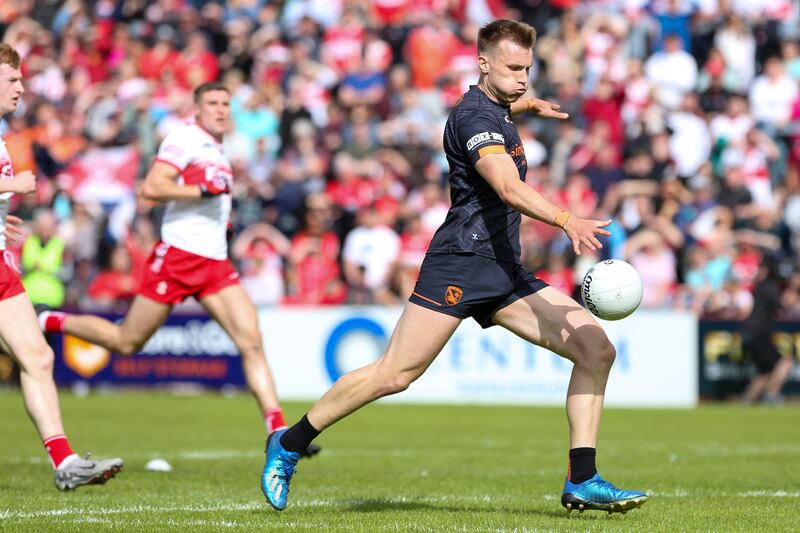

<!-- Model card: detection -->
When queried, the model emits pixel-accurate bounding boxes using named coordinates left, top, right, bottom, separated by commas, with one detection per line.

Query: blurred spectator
left=645, top=33, right=697, bottom=109
left=394, top=212, right=430, bottom=300
left=232, top=223, right=289, bottom=307
left=748, top=56, right=798, bottom=132
left=342, top=203, right=399, bottom=304
left=741, top=259, right=795, bottom=404
left=87, top=243, right=137, bottom=308
left=286, top=193, right=346, bottom=305
left=713, top=14, right=756, bottom=93
left=21, top=208, right=66, bottom=307
left=536, top=253, right=574, bottom=297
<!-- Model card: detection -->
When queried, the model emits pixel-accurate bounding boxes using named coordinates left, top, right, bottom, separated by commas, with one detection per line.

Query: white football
left=581, top=259, right=643, bottom=321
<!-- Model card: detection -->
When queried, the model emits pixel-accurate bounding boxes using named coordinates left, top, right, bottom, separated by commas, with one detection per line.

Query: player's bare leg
left=0, top=293, right=66, bottom=438
left=199, top=285, right=280, bottom=413
left=764, top=357, right=794, bottom=403
left=491, top=286, right=646, bottom=513
left=492, top=287, right=613, bottom=449
left=0, top=293, right=122, bottom=489
left=308, top=303, right=461, bottom=429
left=262, top=302, right=461, bottom=510
left=45, top=295, right=172, bottom=356
left=742, top=374, right=770, bottom=403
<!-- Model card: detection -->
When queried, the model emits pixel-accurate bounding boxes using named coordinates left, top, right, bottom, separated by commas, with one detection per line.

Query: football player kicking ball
left=38, top=82, right=319, bottom=459
left=263, top=20, right=647, bottom=514
left=0, top=44, right=122, bottom=490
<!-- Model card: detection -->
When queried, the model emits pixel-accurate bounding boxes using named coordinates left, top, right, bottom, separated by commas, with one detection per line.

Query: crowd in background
left=2, top=0, right=800, bottom=320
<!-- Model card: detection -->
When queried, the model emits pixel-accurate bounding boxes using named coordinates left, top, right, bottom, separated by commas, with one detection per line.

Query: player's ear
left=478, top=54, right=489, bottom=75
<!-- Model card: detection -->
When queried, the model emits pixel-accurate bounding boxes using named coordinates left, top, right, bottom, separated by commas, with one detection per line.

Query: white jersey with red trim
left=0, top=137, right=14, bottom=251
left=154, top=123, right=233, bottom=260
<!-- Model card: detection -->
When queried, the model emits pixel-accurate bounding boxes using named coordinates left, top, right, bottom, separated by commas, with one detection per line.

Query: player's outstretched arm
left=139, top=161, right=217, bottom=202
left=475, top=152, right=610, bottom=255
left=509, top=97, right=569, bottom=120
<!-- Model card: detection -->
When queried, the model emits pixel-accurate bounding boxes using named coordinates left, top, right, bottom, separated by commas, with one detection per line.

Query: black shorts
left=743, top=336, right=782, bottom=375
left=409, top=252, right=548, bottom=329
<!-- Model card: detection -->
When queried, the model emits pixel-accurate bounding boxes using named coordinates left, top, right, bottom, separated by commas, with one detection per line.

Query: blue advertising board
left=52, top=314, right=246, bottom=388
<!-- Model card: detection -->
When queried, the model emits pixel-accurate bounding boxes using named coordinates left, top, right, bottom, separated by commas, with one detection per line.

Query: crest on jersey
left=445, top=285, right=463, bottom=306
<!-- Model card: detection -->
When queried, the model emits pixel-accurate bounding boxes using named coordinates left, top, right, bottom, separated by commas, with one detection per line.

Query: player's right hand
left=10, top=171, right=37, bottom=195
left=199, top=175, right=230, bottom=197
left=563, top=216, right=611, bottom=256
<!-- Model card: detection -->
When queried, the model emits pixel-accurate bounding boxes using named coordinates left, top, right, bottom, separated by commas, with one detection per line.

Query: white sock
left=37, top=310, right=51, bottom=332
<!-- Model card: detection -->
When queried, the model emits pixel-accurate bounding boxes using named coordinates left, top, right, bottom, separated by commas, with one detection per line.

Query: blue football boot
left=262, top=429, right=300, bottom=511
left=561, top=473, right=647, bottom=514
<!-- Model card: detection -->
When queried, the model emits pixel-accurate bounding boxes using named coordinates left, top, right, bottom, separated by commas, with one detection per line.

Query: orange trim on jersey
left=478, top=145, right=506, bottom=158
left=412, top=291, right=442, bottom=306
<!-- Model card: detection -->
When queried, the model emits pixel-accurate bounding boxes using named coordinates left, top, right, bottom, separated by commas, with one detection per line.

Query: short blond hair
left=0, top=44, right=21, bottom=69
left=478, top=20, right=537, bottom=54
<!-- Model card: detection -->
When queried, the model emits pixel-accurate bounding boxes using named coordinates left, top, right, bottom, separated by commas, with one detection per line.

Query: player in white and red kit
left=0, top=43, right=123, bottom=490
left=39, top=82, right=320, bottom=460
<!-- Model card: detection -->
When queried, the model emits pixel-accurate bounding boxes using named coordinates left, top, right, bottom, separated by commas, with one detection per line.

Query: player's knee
left=26, top=345, right=55, bottom=377
left=597, top=341, right=616, bottom=369
left=382, top=376, right=411, bottom=395
left=574, top=331, right=616, bottom=371
left=588, top=339, right=616, bottom=371
left=236, top=335, right=263, bottom=360
left=116, top=340, right=144, bottom=357
left=379, top=370, right=418, bottom=395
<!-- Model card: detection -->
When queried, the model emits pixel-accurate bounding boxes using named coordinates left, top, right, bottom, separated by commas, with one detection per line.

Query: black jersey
left=428, top=85, right=527, bottom=264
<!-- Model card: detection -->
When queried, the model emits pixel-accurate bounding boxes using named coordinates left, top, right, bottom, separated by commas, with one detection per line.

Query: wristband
left=553, top=210, right=571, bottom=228
left=199, top=182, right=229, bottom=198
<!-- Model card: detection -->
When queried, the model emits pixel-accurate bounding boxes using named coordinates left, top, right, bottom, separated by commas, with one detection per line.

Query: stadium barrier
left=699, top=321, right=800, bottom=399
left=52, top=308, right=698, bottom=407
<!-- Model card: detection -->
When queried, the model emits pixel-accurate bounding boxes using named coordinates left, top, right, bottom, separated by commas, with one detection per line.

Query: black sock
left=279, top=414, right=320, bottom=453
left=568, top=447, right=597, bottom=484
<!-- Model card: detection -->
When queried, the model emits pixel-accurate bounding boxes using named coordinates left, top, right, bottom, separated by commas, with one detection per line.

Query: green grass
left=0, top=390, right=798, bottom=532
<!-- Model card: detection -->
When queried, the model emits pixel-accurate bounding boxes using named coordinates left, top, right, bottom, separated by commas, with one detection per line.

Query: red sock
left=43, top=435, right=76, bottom=469
left=264, top=408, right=287, bottom=433
left=41, top=311, right=67, bottom=333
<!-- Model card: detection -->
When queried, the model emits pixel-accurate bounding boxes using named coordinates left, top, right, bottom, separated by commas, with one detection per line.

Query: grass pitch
left=0, top=390, right=798, bottom=532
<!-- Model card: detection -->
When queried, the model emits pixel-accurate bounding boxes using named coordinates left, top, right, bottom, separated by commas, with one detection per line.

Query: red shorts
left=0, top=251, right=25, bottom=302
left=138, top=242, right=240, bottom=305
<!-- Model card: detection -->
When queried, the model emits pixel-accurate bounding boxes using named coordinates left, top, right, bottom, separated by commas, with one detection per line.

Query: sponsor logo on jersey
left=504, top=115, right=513, bottom=124
left=466, top=132, right=504, bottom=151
left=508, top=144, right=525, bottom=158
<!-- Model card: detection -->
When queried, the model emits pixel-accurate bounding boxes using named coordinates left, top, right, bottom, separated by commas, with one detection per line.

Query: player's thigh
left=491, top=286, right=608, bottom=362
left=0, top=293, right=52, bottom=369
left=118, top=295, right=173, bottom=346
left=376, top=302, right=461, bottom=378
left=199, top=284, right=260, bottom=344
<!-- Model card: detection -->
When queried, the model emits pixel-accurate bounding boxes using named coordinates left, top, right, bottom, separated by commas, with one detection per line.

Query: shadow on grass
left=342, top=498, right=624, bottom=520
